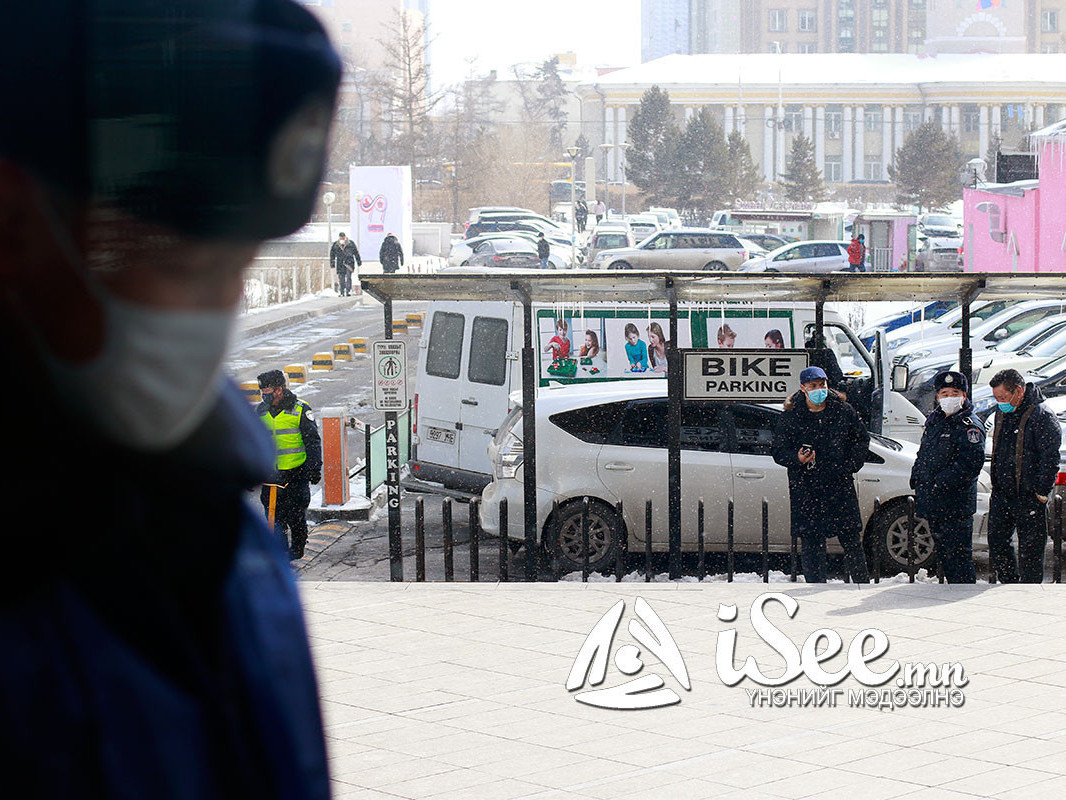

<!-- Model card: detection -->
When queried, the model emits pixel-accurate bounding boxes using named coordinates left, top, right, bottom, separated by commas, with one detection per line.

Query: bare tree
left=441, top=66, right=504, bottom=223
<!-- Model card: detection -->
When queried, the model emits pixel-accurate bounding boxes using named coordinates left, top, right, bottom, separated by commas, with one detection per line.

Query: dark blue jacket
left=909, top=398, right=985, bottom=520
left=990, top=382, right=1062, bottom=499
left=2, top=381, right=330, bottom=799
left=772, top=395, right=869, bottom=536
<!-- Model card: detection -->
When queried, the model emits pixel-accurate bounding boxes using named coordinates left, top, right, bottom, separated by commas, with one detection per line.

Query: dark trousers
left=989, top=491, right=1048, bottom=583
left=929, top=516, right=976, bottom=583
left=847, top=262, right=866, bottom=273
left=337, top=268, right=352, bottom=296
left=261, top=480, right=311, bottom=555
left=796, top=522, right=870, bottom=583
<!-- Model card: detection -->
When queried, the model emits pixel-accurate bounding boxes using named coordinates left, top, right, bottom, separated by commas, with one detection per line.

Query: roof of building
left=587, top=53, right=1066, bottom=88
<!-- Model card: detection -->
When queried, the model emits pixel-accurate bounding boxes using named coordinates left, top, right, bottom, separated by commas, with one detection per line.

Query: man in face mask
left=909, top=371, right=986, bottom=583
left=1, top=1, right=340, bottom=797
left=772, top=366, right=871, bottom=583
left=988, top=368, right=1062, bottom=583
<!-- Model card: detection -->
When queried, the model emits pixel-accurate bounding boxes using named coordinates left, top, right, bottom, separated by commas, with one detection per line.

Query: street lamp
left=617, top=142, right=631, bottom=216
left=598, top=142, right=612, bottom=211
left=566, top=145, right=580, bottom=267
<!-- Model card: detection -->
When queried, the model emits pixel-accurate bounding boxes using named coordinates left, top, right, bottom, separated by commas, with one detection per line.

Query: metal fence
left=241, top=257, right=333, bottom=312
left=871, top=247, right=893, bottom=272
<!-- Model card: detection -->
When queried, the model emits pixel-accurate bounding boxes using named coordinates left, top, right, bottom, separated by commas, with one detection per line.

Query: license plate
left=426, top=426, right=456, bottom=445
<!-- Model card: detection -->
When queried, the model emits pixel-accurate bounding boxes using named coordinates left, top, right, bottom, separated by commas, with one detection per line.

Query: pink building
left=963, top=120, right=1066, bottom=272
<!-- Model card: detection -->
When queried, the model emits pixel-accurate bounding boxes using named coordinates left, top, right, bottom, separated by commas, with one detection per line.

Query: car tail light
left=1055, top=472, right=1066, bottom=486
left=413, top=393, right=418, bottom=435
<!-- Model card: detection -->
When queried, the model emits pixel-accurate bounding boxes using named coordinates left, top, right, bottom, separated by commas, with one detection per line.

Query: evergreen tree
left=722, top=129, right=762, bottom=204
left=626, top=86, right=681, bottom=205
left=888, top=121, right=965, bottom=212
left=672, top=107, right=730, bottom=215
left=514, top=57, right=569, bottom=153
left=780, top=135, right=826, bottom=202
left=573, top=132, right=591, bottom=181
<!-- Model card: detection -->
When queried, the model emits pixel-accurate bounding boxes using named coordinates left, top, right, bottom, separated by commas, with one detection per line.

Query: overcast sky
left=426, top=0, right=641, bottom=89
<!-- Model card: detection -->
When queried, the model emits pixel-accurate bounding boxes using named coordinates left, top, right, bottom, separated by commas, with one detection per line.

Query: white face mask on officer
left=35, top=192, right=238, bottom=452
left=939, top=395, right=965, bottom=417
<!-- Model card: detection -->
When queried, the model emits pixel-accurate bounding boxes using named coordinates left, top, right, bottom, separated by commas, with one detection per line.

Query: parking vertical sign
left=373, top=341, right=408, bottom=411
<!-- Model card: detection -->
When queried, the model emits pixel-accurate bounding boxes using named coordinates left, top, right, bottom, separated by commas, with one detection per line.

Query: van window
left=426, top=311, right=465, bottom=379
left=468, top=316, right=508, bottom=385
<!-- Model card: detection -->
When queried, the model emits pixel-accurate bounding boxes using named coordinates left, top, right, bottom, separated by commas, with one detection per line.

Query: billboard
left=349, top=165, right=413, bottom=265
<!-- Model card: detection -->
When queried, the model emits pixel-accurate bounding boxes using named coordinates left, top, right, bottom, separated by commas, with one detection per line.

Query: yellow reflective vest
left=260, top=400, right=309, bottom=471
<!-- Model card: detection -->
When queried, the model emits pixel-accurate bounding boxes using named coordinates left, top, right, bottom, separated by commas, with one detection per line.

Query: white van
left=407, top=293, right=926, bottom=495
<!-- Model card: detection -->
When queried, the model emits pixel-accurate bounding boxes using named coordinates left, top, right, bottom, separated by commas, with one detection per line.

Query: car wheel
left=704, top=261, right=728, bottom=271
left=548, top=499, right=624, bottom=575
left=867, top=500, right=935, bottom=575
left=609, top=260, right=631, bottom=270
left=766, top=267, right=779, bottom=273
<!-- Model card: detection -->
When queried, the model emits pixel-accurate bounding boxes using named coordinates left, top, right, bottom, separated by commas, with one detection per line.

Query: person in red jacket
left=847, top=233, right=866, bottom=272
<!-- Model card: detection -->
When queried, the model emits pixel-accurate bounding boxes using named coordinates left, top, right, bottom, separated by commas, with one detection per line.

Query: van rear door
left=417, top=308, right=467, bottom=473
left=458, top=308, right=517, bottom=474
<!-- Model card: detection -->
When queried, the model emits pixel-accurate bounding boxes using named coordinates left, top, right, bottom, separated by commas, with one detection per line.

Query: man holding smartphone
left=773, top=366, right=871, bottom=583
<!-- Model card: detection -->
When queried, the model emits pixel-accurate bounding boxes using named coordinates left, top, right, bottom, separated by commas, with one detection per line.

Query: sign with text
left=373, top=341, right=408, bottom=411
left=683, top=349, right=809, bottom=402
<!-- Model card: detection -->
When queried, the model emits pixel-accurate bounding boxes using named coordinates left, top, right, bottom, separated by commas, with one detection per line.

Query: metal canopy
left=361, top=272, right=1066, bottom=305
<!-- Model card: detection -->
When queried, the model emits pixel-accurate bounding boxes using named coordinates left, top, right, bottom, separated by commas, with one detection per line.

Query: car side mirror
left=993, top=328, right=1010, bottom=341
left=892, top=364, right=910, bottom=392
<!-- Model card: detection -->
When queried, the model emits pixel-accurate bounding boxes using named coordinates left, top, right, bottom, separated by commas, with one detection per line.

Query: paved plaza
left=302, top=581, right=1066, bottom=800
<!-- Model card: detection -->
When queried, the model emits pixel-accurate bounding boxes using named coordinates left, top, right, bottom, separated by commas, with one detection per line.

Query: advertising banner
left=349, top=165, right=412, bottom=265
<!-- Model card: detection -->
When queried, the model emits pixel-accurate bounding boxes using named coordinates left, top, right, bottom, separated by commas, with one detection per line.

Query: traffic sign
left=373, top=340, right=408, bottom=411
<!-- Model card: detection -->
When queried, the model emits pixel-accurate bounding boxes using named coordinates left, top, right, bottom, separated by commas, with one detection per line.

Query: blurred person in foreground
left=0, top=1, right=340, bottom=797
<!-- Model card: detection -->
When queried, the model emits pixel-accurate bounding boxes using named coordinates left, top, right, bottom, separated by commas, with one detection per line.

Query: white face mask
left=939, top=395, right=965, bottom=416
left=35, top=193, right=238, bottom=451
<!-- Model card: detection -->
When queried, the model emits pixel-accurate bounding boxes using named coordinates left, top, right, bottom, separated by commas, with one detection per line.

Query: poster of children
left=706, top=314, right=794, bottom=350
left=603, top=317, right=692, bottom=378
left=540, top=316, right=609, bottom=379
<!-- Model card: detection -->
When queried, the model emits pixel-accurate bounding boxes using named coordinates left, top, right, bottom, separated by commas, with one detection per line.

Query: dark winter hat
left=857, top=234, right=865, bottom=240
left=257, top=369, right=286, bottom=389
left=0, top=0, right=341, bottom=242
left=800, top=366, right=828, bottom=384
left=934, top=370, right=969, bottom=394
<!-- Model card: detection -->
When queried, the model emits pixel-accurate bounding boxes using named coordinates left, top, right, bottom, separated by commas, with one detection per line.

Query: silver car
left=593, top=228, right=749, bottom=271
left=915, top=236, right=963, bottom=272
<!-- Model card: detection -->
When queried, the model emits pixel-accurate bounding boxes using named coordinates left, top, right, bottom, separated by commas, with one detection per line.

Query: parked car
left=449, top=231, right=572, bottom=267
left=465, top=218, right=568, bottom=240
left=739, top=240, right=851, bottom=273
left=586, top=225, right=635, bottom=266
left=479, top=382, right=989, bottom=577
left=592, top=228, right=749, bottom=271
left=886, top=299, right=1016, bottom=353
left=465, top=206, right=534, bottom=227
left=914, top=236, right=963, bottom=272
left=858, top=301, right=959, bottom=349
left=466, top=238, right=564, bottom=269
left=918, top=213, right=961, bottom=238
left=969, top=315, right=1066, bottom=385
left=736, top=237, right=769, bottom=259
left=647, top=207, right=682, bottom=229
left=625, top=214, right=661, bottom=241
left=738, top=232, right=795, bottom=251
left=971, top=351, right=1066, bottom=421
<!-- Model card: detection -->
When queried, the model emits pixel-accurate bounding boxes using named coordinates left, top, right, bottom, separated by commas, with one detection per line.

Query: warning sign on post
left=373, top=341, right=408, bottom=411
left=682, top=349, right=809, bottom=402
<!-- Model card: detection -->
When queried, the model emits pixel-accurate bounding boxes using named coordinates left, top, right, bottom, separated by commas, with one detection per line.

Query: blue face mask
left=808, top=388, right=829, bottom=405
left=998, top=401, right=1017, bottom=414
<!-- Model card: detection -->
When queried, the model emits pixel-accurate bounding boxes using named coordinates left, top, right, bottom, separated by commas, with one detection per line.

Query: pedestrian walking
left=379, top=231, right=404, bottom=273
left=0, top=1, right=339, bottom=795
left=772, top=366, right=871, bottom=583
left=910, top=371, right=986, bottom=583
left=988, top=368, right=1062, bottom=583
left=257, top=370, right=323, bottom=561
left=594, top=198, right=606, bottom=224
left=330, top=231, right=361, bottom=296
left=575, top=199, right=588, bottom=233
left=847, top=233, right=866, bottom=272
left=537, top=232, right=551, bottom=269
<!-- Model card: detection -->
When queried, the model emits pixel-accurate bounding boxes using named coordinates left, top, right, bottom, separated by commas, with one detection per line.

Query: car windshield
left=1026, top=325, right=1066, bottom=357
left=595, top=233, right=629, bottom=249
left=923, top=215, right=955, bottom=227
left=948, top=300, right=1014, bottom=328
left=1030, top=352, right=1066, bottom=378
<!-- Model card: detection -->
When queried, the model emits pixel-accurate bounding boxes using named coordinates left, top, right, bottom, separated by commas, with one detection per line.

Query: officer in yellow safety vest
left=257, top=370, right=322, bottom=559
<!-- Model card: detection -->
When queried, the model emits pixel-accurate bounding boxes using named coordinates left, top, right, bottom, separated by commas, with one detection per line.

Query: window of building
left=799, top=9, right=817, bottom=31
left=824, top=156, right=842, bottom=182
left=798, top=42, right=818, bottom=53
left=1043, top=10, right=1058, bottom=33
left=905, top=110, right=922, bottom=132
left=770, top=9, right=788, bottom=32
left=838, top=28, right=855, bottom=52
left=825, top=110, right=843, bottom=137
left=784, top=105, right=803, bottom=132
left=1043, top=43, right=1059, bottom=54
left=865, top=105, right=883, bottom=131
left=963, top=106, right=980, bottom=134
left=769, top=41, right=787, bottom=53
left=864, top=156, right=883, bottom=181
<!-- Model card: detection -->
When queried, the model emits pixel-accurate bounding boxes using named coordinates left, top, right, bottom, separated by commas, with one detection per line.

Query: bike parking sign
left=682, top=349, right=809, bottom=402
left=373, top=341, right=408, bottom=410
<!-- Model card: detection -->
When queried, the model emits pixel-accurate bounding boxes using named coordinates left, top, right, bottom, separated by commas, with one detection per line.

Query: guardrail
left=242, top=257, right=332, bottom=311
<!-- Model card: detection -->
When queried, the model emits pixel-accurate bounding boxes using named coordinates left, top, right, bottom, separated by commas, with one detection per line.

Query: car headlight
left=907, top=350, right=933, bottom=362
left=973, top=397, right=997, bottom=418
left=888, top=337, right=909, bottom=350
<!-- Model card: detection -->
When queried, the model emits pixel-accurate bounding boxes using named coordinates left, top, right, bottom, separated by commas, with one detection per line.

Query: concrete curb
left=239, top=297, right=361, bottom=340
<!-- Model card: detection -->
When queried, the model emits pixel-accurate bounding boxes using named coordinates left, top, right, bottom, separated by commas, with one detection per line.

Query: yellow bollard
left=333, top=342, right=353, bottom=361
left=349, top=337, right=368, bottom=355
left=264, top=482, right=288, bottom=529
left=405, top=312, right=423, bottom=328
left=284, top=364, right=308, bottom=384
left=391, top=319, right=408, bottom=335
left=241, top=381, right=262, bottom=403
left=311, top=352, right=334, bottom=371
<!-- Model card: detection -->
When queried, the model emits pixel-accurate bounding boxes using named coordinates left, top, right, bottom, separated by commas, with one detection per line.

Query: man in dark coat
left=773, top=366, right=871, bottom=583
left=0, top=1, right=339, bottom=796
left=537, top=232, right=552, bottom=269
left=575, top=199, right=588, bottom=233
left=988, top=368, right=1062, bottom=583
left=379, top=231, right=404, bottom=273
left=910, top=371, right=986, bottom=583
left=329, top=231, right=360, bottom=295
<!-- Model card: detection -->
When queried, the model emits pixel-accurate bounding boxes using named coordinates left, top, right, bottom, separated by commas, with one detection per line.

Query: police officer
left=257, top=370, right=323, bottom=560
left=988, top=368, right=1062, bottom=583
left=772, top=366, right=871, bottom=583
left=910, top=371, right=985, bottom=583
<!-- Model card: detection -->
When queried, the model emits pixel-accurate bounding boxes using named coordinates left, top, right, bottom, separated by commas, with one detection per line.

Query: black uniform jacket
left=990, top=382, right=1062, bottom=499
left=909, top=399, right=985, bottom=521
left=772, top=395, right=869, bottom=535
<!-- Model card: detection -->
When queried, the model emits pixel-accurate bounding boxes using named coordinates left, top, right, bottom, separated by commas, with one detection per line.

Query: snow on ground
left=563, top=568, right=949, bottom=584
